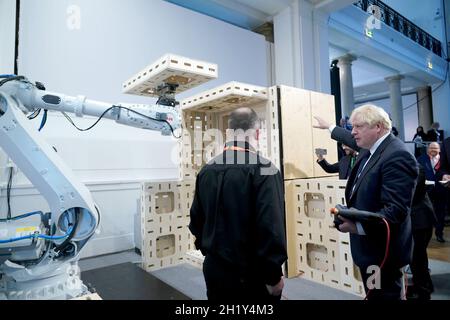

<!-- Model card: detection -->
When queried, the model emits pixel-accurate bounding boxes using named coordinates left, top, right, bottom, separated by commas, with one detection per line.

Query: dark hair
left=417, top=126, right=424, bottom=132
left=228, top=107, right=258, bottom=131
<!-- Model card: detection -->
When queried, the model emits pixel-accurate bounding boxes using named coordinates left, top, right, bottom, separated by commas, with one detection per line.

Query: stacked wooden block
left=179, top=82, right=279, bottom=181
left=184, top=250, right=205, bottom=269
left=128, top=54, right=364, bottom=297
left=140, top=181, right=195, bottom=272
left=285, top=178, right=364, bottom=296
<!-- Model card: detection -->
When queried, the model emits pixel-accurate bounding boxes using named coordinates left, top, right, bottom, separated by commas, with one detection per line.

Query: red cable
left=364, top=218, right=390, bottom=300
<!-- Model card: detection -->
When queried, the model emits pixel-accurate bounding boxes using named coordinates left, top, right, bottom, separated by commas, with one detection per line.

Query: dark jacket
left=411, top=165, right=436, bottom=230
left=317, top=154, right=356, bottom=179
left=426, top=129, right=444, bottom=142
left=331, top=127, right=418, bottom=269
left=417, top=154, right=438, bottom=182
left=436, top=137, right=450, bottom=181
left=189, top=141, right=287, bottom=286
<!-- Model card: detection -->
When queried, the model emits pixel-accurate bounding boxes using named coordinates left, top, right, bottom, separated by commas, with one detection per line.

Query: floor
left=79, top=249, right=450, bottom=300
left=427, top=227, right=450, bottom=263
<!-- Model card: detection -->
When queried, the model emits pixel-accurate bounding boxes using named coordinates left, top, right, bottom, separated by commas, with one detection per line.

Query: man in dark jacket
left=314, top=104, right=418, bottom=300
left=316, top=144, right=358, bottom=179
left=407, top=164, right=436, bottom=300
left=189, top=107, right=287, bottom=301
left=417, top=142, right=447, bottom=242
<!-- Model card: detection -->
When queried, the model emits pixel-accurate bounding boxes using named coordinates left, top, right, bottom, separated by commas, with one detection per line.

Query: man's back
left=189, top=141, right=287, bottom=286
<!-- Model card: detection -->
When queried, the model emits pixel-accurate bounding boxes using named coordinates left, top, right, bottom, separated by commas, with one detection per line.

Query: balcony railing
left=354, top=0, right=442, bottom=57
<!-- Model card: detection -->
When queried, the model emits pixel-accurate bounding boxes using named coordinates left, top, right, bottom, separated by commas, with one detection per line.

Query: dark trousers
left=202, top=255, right=281, bottom=302
left=410, top=227, right=434, bottom=297
left=428, top=186, right=447, bottom=237
left=360, top=266, right=403, bottom=300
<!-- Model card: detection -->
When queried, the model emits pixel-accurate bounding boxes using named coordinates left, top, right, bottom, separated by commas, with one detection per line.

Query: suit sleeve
left=189, top=175, right=204, bottom=252
left=331, top=127, right=361, bottom=152
left=254, top=165, right=288, bottom=286
left=317, top=159, right=339, bottom=173
left=436, top=139, right=450, bottom=180
left=362, top=150, right=418, bottom=234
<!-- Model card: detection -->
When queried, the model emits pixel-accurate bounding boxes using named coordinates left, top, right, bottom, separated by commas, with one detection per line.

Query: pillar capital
left=337, top=54, right=357, bottom=65
left=385, top=75, right=404, bottom=83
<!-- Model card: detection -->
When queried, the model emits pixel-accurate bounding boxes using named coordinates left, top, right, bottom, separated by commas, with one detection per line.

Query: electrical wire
left=27, top=108, right=41, bottom=120
left=38, top=109, right=48, bottom=131
left=54, top=208, right=80, bottom=254
left=0, top=225, right=74, bottom=244
left=61, top=105, right=182, bottom=139
left=6, top=167, right=13, bottom=220
left=0, top=210, right=43, bottom=222
left=364, top=218, right=391, bottom=300
left=0, top=75, right=25, bottom=87
left=403, top=61, right=449, bottom=111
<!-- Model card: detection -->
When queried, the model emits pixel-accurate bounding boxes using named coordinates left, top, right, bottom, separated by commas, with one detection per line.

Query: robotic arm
left=0, top=75, right=181, bottom=299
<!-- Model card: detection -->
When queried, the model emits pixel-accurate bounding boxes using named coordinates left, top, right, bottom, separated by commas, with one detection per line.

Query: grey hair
left=228, top=107, right=258, bottom=131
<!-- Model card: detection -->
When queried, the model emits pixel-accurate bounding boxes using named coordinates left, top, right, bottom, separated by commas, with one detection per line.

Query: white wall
left=0, top=0, right=267, bottom=258
left=0, top=0, right=16, bottom=74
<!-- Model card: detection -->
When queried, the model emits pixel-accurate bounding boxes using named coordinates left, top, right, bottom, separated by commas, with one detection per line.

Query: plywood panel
left=279, top=86, right=314, bottom=180
left=310, top=91, right=338, bottom=177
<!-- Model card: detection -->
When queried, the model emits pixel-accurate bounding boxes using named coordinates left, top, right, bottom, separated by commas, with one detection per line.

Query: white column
left=273, top=0, right=330, bottom=93
left=0, top=0, right=16, bottom=74
left=385, top=75, right=405, bottom=140
left=338, top=54, right=356, bottom=118
left=417, top=86, right=433, bottom=130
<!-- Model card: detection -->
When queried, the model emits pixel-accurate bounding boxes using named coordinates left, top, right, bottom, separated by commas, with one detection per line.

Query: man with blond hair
left=314, top=104, right=418, bottom=300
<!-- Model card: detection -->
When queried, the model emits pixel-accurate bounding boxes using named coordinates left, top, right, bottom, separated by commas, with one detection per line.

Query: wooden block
left=284, top=177, right=364, bottom=296
left=180, top=86, right=278, bottom=180
left=184, top=250, right=205, bottom=269
left=310, top=91, right=338, bottom=177
left=278, top=86, right=314, bottom=180
left=278, top=86, right=337, bottom=179
left=123, top=54, right=218, bottom=97
left=71, top=293, right=102, bottom=300
left=140, top=180, right=196, bottom=272
left=181, top=82, right=268, bottom=112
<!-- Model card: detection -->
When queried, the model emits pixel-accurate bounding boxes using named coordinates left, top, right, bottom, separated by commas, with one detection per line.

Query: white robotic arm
left=0, top=75, right=181, bottom=299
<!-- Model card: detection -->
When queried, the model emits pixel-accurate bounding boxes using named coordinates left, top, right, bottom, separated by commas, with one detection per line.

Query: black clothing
left=409, top=165, right=435, bottom=299
left=317, top=154, right=356, bottom=179
left=331, top=127, right=418, bottom=300
left=189, top=141, right=287, bottom=299
left=202, top=254, right=281, bottom=301
left=426, top=129, right=444, bottom=142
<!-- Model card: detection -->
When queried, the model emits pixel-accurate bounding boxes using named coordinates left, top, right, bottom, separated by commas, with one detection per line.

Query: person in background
left=436, top=136, right=450, bottom=239
left=417, top=142, right=447, bottom=243
left=413, top=126, right=427, bottom=158
left=316, top=144, right=358, bottom=179
left=427, top=122, right=442, bottom=142
left=407, top=164, right=436, bottom=300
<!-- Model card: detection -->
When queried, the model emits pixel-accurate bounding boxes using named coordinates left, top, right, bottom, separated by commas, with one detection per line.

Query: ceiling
left=165, top=0, right=442, bottom=97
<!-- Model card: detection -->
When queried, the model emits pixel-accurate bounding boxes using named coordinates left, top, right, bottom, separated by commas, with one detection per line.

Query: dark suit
left=317, top=155, right=355, bottom=179
left=331, top=127, right=418, bottom=300
left=436, top=137, right=450, bottom=180
left=417, top=153, right=447, bottom=238
left=408, top=165, right=435, bottom=299
left=426, top=129, right=444, bottom=142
